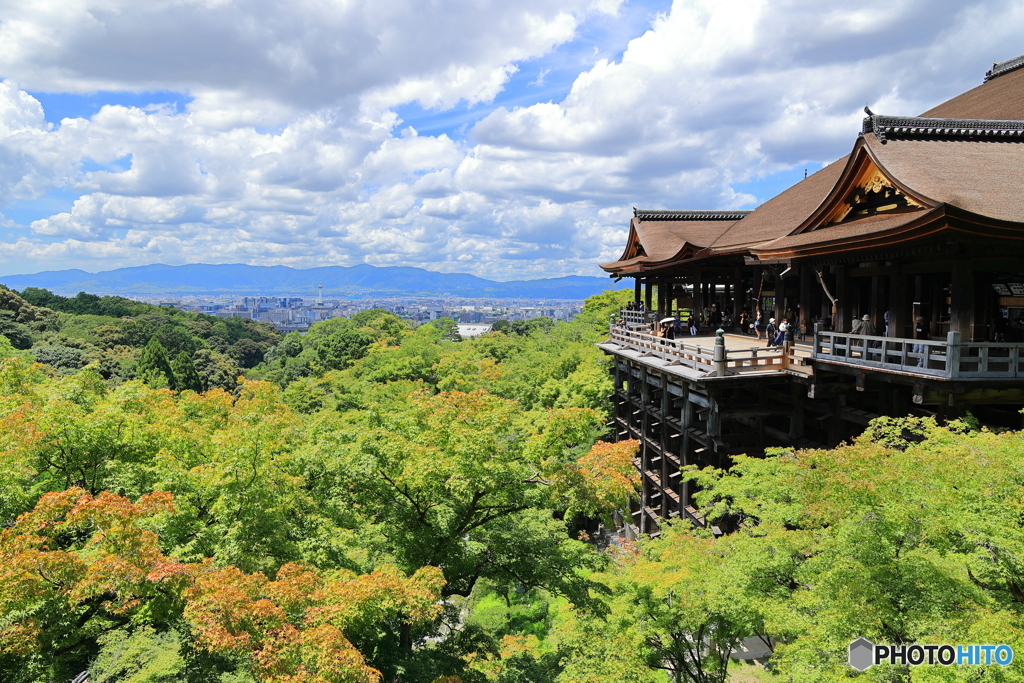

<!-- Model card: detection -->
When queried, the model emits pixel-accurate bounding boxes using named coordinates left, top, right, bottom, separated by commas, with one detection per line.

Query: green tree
left=315, top=327, right=374, bottom=372
left=230, top=337, right=265, bottom=368
left=683, top=416, right=1024, bottom=681
left=0, top=311, right=33, bottom=349
left=31, top=344, right=86, bottom=372
left=192, top=348, right=241, bottom=391
left=155, top=323, right=201, bottom=357
left=508, top=317, right=555, bottom=336
left=92, top=323, right=130, bottom=349
left=308, top=390, right=611, bottom=600
left=430, top=317, right=462, bottom=342
left=136, top=336, right=177, bottom=389
left=171, top=351, right=204, bottom=392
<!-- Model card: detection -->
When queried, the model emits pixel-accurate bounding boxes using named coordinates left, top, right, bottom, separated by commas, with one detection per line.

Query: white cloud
left=1, top=0, right=1023, bottom=279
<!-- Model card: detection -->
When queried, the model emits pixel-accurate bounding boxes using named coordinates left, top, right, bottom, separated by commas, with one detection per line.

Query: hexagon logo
left=849, top=638, right=875, bottom=671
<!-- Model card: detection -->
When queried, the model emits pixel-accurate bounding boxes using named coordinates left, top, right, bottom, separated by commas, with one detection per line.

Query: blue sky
left=0, top=0, right=1021, bottom=279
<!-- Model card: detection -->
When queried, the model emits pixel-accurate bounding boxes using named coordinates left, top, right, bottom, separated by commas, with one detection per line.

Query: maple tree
left=0, top=488, right=447, bottom=683
left=0, top=487, right=180, bottom=681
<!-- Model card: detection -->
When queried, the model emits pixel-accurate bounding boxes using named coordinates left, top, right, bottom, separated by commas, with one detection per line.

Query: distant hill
left=0, top=263, right=624, bottom=299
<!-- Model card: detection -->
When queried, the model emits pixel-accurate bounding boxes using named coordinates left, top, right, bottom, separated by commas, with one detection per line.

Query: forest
left=1, top=285, right=1024, bottom=683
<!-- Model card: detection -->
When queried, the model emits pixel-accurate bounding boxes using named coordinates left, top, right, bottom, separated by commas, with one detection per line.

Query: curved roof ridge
left=862, top=114, right=1024, bottom=143
left=633, top=208, right=752, bottom=221
left=985, top=54, right=1024, bottom=82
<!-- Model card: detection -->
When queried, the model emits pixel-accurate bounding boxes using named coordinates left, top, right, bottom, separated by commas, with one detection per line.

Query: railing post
left=713, top=327, right=727, bottom=376
left=946, top=331, right=962, bottom=378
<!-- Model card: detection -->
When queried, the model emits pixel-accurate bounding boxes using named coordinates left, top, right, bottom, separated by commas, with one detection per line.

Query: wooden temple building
left=598, top=54, right=1024, bottom=535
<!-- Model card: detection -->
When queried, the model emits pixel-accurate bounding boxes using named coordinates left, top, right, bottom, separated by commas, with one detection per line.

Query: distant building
left=216, top=309, right=254, bottom=320
left=457, top=323, right=493, bottom=339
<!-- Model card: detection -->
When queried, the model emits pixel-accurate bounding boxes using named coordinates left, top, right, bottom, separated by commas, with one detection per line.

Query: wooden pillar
left=775, top=273, right=785, bottom=323
left=639, top=367, right=650, bottom=534
left=613, top=360, right=624, bottom=443
left=707, top=396, right=721, bottom=458
left=789, top=383, right=805, bottom=442
left=950, top=261, right=975, bottom=339
left=634, top=278, right=641, bottom=304
left=679, top=384, right=692, bottom=510
left=835, top=266, right=848, bottom=332
left=733, top=267, right=744, bottom=324
left=660, top=384, right=670, bottom=518
left=890, top=267, right=906, bottom=339
left=870, top=274, right=883, bottom=334
left=644, top=278, right=653, bottom=311
left=798, top=266, right=806, bottom=335
left=930, top=275, right=943, bottom=337
left=692, top=270, right=703, bottom=317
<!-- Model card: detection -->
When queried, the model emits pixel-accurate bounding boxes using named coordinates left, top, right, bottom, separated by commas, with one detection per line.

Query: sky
left=0, top=0, right=1022, bottom=280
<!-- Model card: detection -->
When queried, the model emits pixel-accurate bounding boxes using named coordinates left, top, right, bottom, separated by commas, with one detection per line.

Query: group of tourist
left=740, top=307, right=798, bottom=347
left=619, top=301, right=922, bottom=349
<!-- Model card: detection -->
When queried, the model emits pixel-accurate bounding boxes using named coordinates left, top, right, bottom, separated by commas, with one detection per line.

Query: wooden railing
left=619, top=309, right=653, bottom=327
left=813, top=331, right=951, bottom=377
left=608, top=325, right=791, bottom=374
left=813, top=331, right=1024, bottom=379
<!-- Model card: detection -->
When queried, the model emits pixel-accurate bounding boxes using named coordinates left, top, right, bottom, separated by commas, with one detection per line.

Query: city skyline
left=1, top=1, right=1022, bottom=279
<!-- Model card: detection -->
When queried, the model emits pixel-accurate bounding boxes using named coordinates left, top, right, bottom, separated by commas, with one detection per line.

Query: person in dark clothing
left=774, top=318, right=789, bottom=346
left=710, top=304, right=722, bottom=328
left=765, top=318, right=778, bottom=347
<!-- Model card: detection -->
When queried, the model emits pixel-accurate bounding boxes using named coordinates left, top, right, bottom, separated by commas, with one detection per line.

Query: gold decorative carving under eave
left=823, top=166, right=921, bottom=226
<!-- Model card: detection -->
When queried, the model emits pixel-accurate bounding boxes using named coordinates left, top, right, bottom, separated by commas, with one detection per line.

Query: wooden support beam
left=921, top=386, right=1024, bottom=405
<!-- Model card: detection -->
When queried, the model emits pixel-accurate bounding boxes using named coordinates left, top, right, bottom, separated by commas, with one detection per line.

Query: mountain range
left=0, top=263, right=624, bottom=299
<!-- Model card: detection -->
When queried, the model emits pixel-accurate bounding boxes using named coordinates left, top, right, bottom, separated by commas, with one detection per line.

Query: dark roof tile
left=985, top=54, right=1024, bottom=82
left=634, top=209, right=752, bottom=221
left=863, top=114, right=1024, bottom=143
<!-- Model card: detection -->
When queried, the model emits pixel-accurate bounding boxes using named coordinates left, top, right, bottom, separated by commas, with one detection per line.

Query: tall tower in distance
left=317, top=282, right=323, bottom=306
